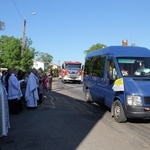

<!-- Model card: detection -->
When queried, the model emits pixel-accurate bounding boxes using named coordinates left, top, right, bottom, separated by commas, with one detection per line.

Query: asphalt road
left=0, top=78, right=150, bottom=150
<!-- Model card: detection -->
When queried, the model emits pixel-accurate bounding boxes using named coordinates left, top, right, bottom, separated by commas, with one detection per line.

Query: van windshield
left=117, top=57, right=150, bottom=77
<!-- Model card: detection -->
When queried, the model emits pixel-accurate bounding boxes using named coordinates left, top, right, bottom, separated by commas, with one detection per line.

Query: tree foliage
left=36, top=52, right=53, bottom=63
left=131, top=43, right=136, bottom=46
left=0, top=21, right=5, bottom=31
left=84, top=43, right=107, bottom=54
left=38, top=67, right=44, bottom=73
left=0, top=36, right=21, bottom=68
left=0, top=35, right=35, bottom=71
left=21, top=46, right=35, bottom=71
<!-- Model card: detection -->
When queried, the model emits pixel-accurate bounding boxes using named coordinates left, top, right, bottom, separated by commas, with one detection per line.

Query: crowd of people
left=0, top=68, right=52, bottom=137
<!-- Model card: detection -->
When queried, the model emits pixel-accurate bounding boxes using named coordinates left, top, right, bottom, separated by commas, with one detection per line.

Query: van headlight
left=126, top=95, right=142, bottom=106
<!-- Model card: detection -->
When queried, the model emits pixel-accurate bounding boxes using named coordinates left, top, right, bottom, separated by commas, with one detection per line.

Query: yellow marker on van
left=112, top=78, right=124, bottom=91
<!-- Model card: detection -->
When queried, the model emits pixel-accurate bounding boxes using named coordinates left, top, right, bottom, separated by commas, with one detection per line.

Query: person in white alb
left=8, top=68, right=24, bottom=114
left=25, top=68, right=39, bottom=109
left=0, top=78, right=10, bottom=137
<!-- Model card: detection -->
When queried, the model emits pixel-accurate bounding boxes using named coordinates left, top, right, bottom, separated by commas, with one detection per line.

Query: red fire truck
left=61, top=61, right=83, bottom=83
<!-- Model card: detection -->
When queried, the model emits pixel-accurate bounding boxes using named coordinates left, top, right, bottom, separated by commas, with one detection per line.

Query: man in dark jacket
left=5, top=68, right=13, bottom=92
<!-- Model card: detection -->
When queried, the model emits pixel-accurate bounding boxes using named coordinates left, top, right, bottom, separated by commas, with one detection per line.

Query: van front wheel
left=113, top=100, right=127, bottom=123
left=85, top=89, right=93, bottom=103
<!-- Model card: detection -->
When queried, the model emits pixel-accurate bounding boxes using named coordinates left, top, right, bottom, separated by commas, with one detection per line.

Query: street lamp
left=21, top=12, right=36, bottom=56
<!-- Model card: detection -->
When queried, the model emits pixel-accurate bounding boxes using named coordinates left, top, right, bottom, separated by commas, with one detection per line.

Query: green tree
left=21, top=37, right=36, bottom=71
left=131, top=43, right=136, bottom=46
left=36, top=52, right=53, bottom=63
left=0, top=21, right=5, bottom=31
left=38, top=67, right=44, bottom=73
left=0, top=35, right=36, bottom=71
left=52, top=68, right=59, bottom=77
left=84, top=43, right=107, bottom=54
left=21, top=47, right=35, bottom=71
left=0, top=36, right=21, bottom=68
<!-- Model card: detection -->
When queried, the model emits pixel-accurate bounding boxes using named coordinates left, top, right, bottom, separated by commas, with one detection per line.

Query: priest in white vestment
left=25, top=68, right=39, bottom=109
left=0, top=79, right=10, bottom=137
left=8, top=69, right=24, bottom=114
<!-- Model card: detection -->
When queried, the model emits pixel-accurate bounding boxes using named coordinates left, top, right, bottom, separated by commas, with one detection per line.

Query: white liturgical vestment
left=0, top=80, right=10, bottom=137
left=25, top=72, right=39, bottom=107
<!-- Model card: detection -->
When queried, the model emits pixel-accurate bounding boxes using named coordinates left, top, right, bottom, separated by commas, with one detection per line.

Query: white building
left=33, top=60, right=60, bottom=70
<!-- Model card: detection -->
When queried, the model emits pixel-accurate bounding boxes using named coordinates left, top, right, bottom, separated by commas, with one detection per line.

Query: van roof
left=86, top=46, right=150, bottom=58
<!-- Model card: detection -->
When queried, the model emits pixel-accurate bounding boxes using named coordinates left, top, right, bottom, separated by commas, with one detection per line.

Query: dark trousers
left=48, top=78, right=52, bottom=90
left=8, top=99, right=23, bottom=114
left=38, top=94, right=43, bottom=104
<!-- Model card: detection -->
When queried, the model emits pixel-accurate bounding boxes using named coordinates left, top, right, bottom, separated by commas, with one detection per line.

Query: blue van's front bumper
left=125, top=106, right=150, bottom=118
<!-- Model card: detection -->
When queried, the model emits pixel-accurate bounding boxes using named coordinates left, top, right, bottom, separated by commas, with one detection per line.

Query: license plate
left=69, top=74, right=77, bottom=77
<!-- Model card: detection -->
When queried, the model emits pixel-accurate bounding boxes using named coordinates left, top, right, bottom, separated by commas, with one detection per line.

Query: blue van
left=83, top=46, right=150, bottom=123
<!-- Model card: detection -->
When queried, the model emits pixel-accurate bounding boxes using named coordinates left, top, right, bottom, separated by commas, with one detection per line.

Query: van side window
left=92, top=56, right=105, bottom=77
left=84, top=56, right=105, bottom=77
left=84, top=58, right=93, bottom=76
left=107, top=59, right=117, bottom=80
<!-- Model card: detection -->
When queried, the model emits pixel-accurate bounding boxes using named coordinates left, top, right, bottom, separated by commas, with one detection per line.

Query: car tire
left=113, top=100, right=127, bottom=123
left=85, top=89, right=93, bottom=103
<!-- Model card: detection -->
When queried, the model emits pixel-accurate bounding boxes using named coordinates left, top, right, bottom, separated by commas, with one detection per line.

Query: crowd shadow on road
left=0, top=89, right=106, bottom=150
left=1, top=82, right=150, bottom=150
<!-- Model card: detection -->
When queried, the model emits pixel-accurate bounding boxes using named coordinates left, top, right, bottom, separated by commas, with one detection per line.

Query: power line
left=11, top=0, right=23, bottom=21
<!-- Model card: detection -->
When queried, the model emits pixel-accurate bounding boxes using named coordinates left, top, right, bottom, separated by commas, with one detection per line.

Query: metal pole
left=21, top=18, right=26, bottom=56
left=21, top=13, right=36, bottom=57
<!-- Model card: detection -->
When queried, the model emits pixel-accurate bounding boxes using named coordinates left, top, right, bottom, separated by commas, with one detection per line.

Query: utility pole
left=21, top=18, right=26, bottom=57
left=21, top=12, right=36, bottom=57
